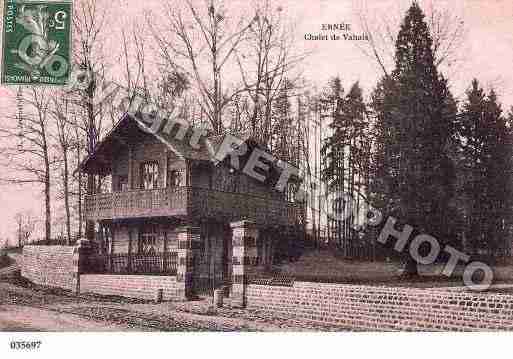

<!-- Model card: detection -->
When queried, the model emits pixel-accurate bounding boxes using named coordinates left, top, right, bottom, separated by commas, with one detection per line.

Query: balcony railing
left=189, top=187, right=303, bottom=225
left=84, top=186, right=303, bottom=225
left=84, top=252, right=178, bottom=275
left=84, top=187, right=188, bottom=220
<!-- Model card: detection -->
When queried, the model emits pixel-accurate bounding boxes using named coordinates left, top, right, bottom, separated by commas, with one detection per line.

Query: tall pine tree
left=459, top=79, right=488, bottom=253
left=460, top=81, right=513, bottom=255
left=320, top=77, right=345, bottom=246
left=371, top=2, right=458, bottom=273
left=321, top=79, right=370, bottom=252
left=482, top=90, right=513, bottom=256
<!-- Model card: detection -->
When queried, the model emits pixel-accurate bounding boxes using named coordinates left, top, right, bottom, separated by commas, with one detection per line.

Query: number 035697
left=10, top=341, right=42, bottom=350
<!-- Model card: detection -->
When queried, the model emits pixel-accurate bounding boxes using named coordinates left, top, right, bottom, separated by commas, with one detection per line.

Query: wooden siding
left=110, top=135, right=185, bottom=192
left=111, top=150, right=129, bottom=191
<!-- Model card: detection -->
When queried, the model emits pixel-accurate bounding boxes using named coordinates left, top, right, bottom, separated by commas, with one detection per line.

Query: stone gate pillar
left=230, top=220, right=259, bottom=308
left=71, top=245, right=81, bottom=295
left=176, top=225, right=201, bottom=300
left=72, top=239, right=92, bottom=295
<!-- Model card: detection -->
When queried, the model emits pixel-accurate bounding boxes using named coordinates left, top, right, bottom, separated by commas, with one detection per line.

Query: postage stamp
left=1, top=0, right=72, bottom=85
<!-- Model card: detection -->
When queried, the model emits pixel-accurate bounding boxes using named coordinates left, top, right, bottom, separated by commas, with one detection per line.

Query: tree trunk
left=402, top=257, right=419, bottom=276
left=86, top=174, right=95, bottom=241
left=63, top=148, right=71, bottom=244
left=44, top=171, right=51, bottom=244
left=85, top=80, right=96, bottom=242
left=18, top=222, right=22, bottom=248
left=42, top=126, right=51, bottom=244
left=76, top=142, right=83, bottom=239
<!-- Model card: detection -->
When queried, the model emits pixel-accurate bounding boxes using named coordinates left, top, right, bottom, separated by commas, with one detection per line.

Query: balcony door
left=117, top=175, right=128, bottom=192
left=166, top=154, right=185, bottom=188
left=140, top=161, right=159, bottom=190
left=167, top=169, right=184, bottom=187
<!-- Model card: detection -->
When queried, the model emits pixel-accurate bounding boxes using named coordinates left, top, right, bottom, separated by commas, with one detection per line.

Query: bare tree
left=150, top=0, right=257, bottom=134
left=235, top=0, right=306, bottom=142
left=71, top=0, right=110, bottom=240
left=72, top=124, right=86, bottom=239
left=51, top=92, right=75, bottom=244
left=120, top=24, right=149, bottom=102
left=0, top=87, right=55, bottom=243
left=120, top=22, right=190, bottom=119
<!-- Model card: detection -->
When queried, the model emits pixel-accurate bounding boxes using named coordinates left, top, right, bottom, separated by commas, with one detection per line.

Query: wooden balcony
left=84, top=187, right=304, bottom=226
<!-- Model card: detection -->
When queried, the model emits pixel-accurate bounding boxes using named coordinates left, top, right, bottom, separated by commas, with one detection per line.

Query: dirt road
left=0, top=281, right=344, bottom=331
left=0, top=305, right=132, bottom=331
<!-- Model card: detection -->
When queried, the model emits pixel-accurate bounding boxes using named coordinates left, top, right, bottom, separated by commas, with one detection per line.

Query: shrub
left=0, top=251, right=11, bottom=269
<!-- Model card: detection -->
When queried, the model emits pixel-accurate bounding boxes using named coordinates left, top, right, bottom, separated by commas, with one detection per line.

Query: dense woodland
left=1, top=1, right=512, bottom=263
left=320, top=3, right=513, bottom=263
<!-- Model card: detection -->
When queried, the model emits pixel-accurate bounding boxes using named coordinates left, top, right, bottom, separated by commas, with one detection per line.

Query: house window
left=140, top=161, right=159, bottom=189
left=118, top=175, right=128, bottom=192
left=138, top=224, right=158, bottom=254
left=286, top=182, right=297, bottom=203
left=98, top=175, right=112, bottom=194
left=214, top=168, right=238, bottom=192
left=167, top=169, right=183, bottom=187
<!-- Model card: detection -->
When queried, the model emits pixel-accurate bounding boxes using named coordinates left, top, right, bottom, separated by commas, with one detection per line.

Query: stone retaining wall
left=21, top=246, right=78, bottom=291
left=246, top=282, right=513, bottom=331
left=80, top=274, right=179, bottom=301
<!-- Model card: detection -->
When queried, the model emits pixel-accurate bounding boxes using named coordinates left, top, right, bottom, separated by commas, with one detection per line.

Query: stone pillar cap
left=230, top=220, right=258, bottom=229
left=175, top=225, right=201, bottom=233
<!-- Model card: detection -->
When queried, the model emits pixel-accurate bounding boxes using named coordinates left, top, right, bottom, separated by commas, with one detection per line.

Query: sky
left=0, top=0, right=512, bottom=243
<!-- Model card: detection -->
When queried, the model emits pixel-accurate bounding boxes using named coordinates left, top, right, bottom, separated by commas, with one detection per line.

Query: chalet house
left=80, top=113, right=305, bottom=296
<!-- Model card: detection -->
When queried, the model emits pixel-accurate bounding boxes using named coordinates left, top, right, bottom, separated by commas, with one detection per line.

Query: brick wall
left=80, top=274, right=180, bottom=301
left=246, top=282, right=513, bottom=331
left=21, top=246, right=77, bottom=291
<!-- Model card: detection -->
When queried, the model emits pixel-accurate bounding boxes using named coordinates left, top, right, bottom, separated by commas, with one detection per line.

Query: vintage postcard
left=0, top=0, right=512, bottom=356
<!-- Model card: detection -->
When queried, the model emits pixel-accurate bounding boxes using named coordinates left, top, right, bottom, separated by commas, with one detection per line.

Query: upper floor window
left=141, top=161, right=159, bottom=190
left=117, top=175, right=128, bottom=192
left=167, top=169, right=183, bottom=187
left=286, top=182, right=297, bottom=203
left=98, top=175, right=112, bottom=194
left=213, top=168, right=238, bottom=192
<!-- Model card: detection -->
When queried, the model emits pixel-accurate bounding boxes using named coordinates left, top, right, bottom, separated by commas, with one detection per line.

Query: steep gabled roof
left=80, top=113, right=214, bottom=174
left=80, top=113, right=301, bottom=186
